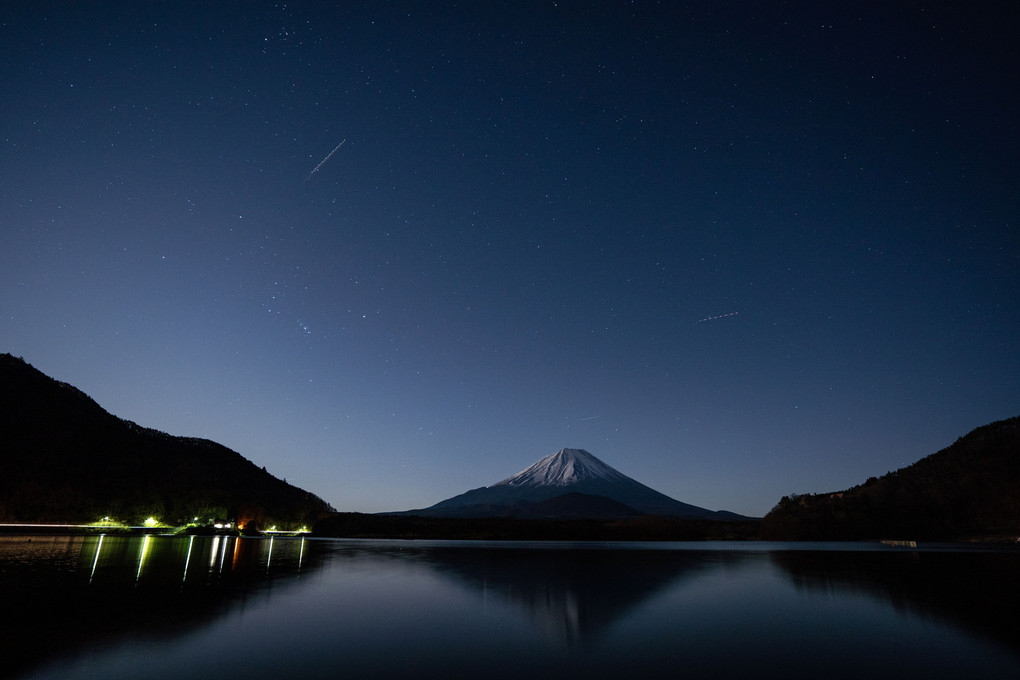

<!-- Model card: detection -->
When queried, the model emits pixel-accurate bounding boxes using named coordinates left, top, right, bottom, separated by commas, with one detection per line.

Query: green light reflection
left=182, top=535, right=194, bottom=583
left=89, top=534, right=104, bottom=583
left=135, top=535, right=151, bottom=581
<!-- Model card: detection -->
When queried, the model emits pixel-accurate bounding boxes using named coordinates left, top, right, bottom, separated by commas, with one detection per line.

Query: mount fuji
left=404, top=448, right=745, bottom=520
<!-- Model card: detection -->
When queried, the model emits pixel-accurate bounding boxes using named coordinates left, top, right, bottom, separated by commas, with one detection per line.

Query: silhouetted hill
left=760, top=415, right=1020, bottom=540
left=0, top=354, right=333, bottom=528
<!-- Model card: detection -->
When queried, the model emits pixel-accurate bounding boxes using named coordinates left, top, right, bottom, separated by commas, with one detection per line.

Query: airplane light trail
left=695, top=311, right=739, bottom=323
left=305, top=139, right=346, bottom=181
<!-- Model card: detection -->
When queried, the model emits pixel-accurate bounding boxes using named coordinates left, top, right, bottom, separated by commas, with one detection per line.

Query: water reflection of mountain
left=769, top=547, right=1020, bottom=655
left=0, top=535, right=325, bottom=680
left=372, top=543, right=744, bottom=645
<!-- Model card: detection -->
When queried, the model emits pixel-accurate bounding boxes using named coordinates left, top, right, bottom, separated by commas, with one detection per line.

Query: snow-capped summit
left=496, top=448, right=626, bottom=487
left=406, top=447, right=746, bottom=520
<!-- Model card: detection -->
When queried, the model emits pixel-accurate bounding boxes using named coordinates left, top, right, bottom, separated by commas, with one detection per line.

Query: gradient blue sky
left=2, top=2, right=1017, bottom=517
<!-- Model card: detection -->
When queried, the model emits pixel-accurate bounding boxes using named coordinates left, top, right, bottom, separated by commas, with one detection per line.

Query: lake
left=1, top=535, right=1018, bottom=679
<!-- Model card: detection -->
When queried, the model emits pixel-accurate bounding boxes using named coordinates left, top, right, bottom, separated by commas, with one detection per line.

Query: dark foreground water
left=1, top=535, right=1018, bottom=680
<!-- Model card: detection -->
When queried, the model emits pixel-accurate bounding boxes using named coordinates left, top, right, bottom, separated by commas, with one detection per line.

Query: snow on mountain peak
left=494, top=448, right=625, bottom=488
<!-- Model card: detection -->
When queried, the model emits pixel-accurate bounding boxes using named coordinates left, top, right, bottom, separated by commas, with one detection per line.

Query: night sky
left=2, top=2, right=1017, bottom=517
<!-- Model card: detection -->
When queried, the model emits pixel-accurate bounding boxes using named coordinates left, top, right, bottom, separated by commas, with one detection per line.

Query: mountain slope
left=405, top=448, right=745, bottom=519
left=760, top=415, right=1020, bottom=540
left=0, top=354, right=333, bottom=527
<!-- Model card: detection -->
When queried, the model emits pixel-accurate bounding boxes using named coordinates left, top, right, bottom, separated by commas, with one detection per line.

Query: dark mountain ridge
left=401, top=448, right=747, bottom=520
left=0, top=354, right=333, bottom=528
left=760, top=415, right=1020, bottom=540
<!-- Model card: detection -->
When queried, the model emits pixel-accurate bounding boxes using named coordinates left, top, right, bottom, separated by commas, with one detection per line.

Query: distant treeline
left=314, top=512, right=760, bottom=541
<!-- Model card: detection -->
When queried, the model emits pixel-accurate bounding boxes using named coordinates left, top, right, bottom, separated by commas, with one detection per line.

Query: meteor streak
left=305, top=139, right=346, bottom=181
left=696, top=311, right=739, bottom=323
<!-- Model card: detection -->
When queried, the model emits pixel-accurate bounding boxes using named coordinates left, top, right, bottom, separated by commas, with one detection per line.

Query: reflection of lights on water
left=219, top=537, right=229, bottom=572
left=183, top=535, right=194, bottom=583
left=90, top=534, right=105, bottom=583
left=136, top=535, right=151, bottom=581
left=81, top=535, right=311, bottom=588
left=207, top=536, right=235, bottom=573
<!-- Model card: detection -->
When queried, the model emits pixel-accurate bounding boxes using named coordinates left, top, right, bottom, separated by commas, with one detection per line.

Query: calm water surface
left=1, top=535, right=1017, bottom=679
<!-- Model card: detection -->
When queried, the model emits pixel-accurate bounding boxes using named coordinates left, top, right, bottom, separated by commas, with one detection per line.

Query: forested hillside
left=760, top=416, right=1020, bottom=540
left=0, top=354, right=332, bottom=528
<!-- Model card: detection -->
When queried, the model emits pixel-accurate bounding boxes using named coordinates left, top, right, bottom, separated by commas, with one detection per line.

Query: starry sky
left=2, top=2, right=1017, bottom=517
